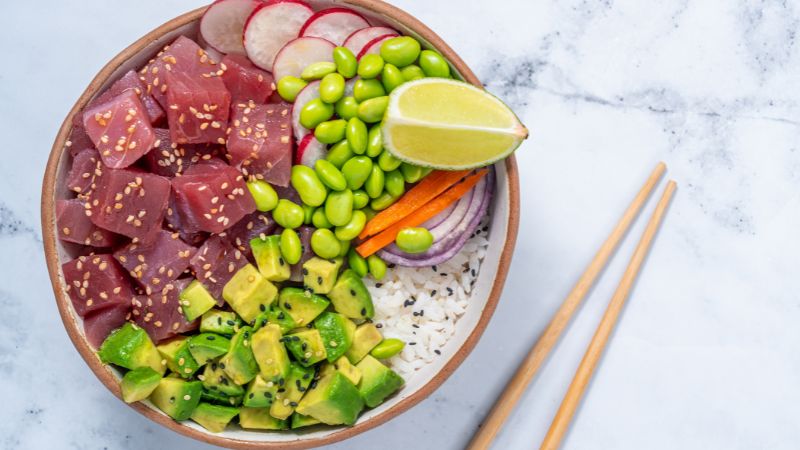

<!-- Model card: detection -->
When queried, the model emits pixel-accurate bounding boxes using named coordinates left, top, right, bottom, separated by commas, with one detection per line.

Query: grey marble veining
left=1, top=0, right=799, bottom=449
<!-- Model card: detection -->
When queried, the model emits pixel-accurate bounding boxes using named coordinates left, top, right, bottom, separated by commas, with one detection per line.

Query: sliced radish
left=299, top=8, right=370, bottom=46
left=244, top=0, right=314, bottom=71
left=296, top=134, right=327, bottom=166
left=291, top=80, right=320, bottom=141
left=343, top=26, right=398, bottom=56
left=200, top=0, right=260, bottom=54
left=273, top=37, right=336, bottom=82
left=357, top=34, right=396, bottom=59
left=344, top=77, right=359, bottom=97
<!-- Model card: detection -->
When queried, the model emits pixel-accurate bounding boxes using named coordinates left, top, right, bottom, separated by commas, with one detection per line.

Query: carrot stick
left=356, top=170, right=488, bottom=258
left=358, top=169, right=471, bottom=240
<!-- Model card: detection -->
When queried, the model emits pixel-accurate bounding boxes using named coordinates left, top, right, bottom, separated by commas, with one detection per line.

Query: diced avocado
left=251, top=236, right=291, bottom=282
left=190, top=402, right=239, bottom=433
left=201, top=388, right=242, bottom=407
left=356, top=355, right=404, bottom=408
left=345, top=323, right=383, bottom=364
left=200, top=309, right=242, bottom=336
left=251, top=306, right=297, bottom=334
left=284, top=329, right=327, bottom=367
left=302, top=257, right=343, bottom=294
left=278, top=287, right=329, bottom=327
left=120, top=367, right=162, bottom=403
left=251, top=324, right=291, bottom=382
left=318, top=362, right=337, bottom=378
left=223, top=264, right=278, bottom=323
left=291, top=413, right=321, bottom=429
left=314, top=312, right=356, bottom=362
left=328, top=269, right=374, bottom=320
left=334, top=356, right=362, bottom=385
left=270, top=363, right=314, bottom=420
left=220, top=326, right=259, bottom=385
left=157, top=336, right=200, bottom=378
left=179, top=280, right=218, bottom=322
left=243, top=374, right=279, bottom=408
left=201, top=361, right=245, bottom=397
left=238, top=407, right=289, bottom=430
left=188, top=333, right=230, bottom=365
left=150, top=377, right=203, bottom=420
left=98, top=322, right=165, bottom=374
left=295, top=372, right=364, bottom=425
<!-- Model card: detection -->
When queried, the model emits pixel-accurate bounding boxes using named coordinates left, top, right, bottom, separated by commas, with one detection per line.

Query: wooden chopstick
left=540, top=180, right=677, bottom=450
left=466, top=162, right=667, bottom=450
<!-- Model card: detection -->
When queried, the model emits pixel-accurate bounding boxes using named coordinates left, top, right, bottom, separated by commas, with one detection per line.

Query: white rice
left=365, top=220, right=490, bottom=381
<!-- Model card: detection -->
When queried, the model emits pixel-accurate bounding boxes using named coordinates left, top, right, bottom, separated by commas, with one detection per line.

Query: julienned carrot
left=356, top=170, right=488, bottom=258
left=358, top=169, right=471, bottom=240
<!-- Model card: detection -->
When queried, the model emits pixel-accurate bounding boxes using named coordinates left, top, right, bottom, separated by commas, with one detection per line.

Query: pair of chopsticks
left=468, top=162, right=676, bottom=450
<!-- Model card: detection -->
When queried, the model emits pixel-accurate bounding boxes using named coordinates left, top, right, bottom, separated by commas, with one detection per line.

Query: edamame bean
left=358, top=96, right=389, bottom=123
left=367, top=254, right=387, bottom=280
left=311, top=229, right=341, bottom=259
left=341, top=156, right=373, bottom=190
left=335, top=210, right=367, bottom=241
left=364, top=165, right=385, bottom=199
left=384, top=169, right=406, bottom=197
left=421, top=167, right=434, bottom=178
left=335, top=96, right=359, bottom=120
left=400, top=64, right=425, bottom=81
left=352, top=189, right=370, bottom=209
left=357, top=54, right=384, bottom=79
left=346, top=118, right=368, bottom=154
left=280, top=229, right=303, bottom=265
left=246, top=180, right=279, bottom=212
left=366, top=125, right=383, bottom=158
left=333, top=46, right=358, bottom=78
left=347, top=248, right=369, bottom=277
left=325, top=189, right=354, bottom=227
left=381, top=64, right=405, bottom=93
left=273, top=199, right=305, bottom=229
left=378, top=149, right=402, bottom=171
left=361, top=206, right=377, bottom=221
left=353, top=79, right=386, bottom=102
left=339, top=239, right=351, bottom=258
left=319, top=73, right=346, bottom=104
left=370, top=338, right=405, bottom=359
left=277, top=76, right=308, bottom=102
left=312, top=207, right=332, bottom=229
left=301, top=61, right=337, bottom=80
left=290, top=165, right=328, bottom=207
left=300, top=98, right=335, bottom=129
left=400, top=163, right=425, bottom=183
left=303, top=204, right=315, bottom=225
left=314, top=159, right=347, bottom=191
left=380, top=36, right=421, bottom=67
left=314, top=119, right=347, bottom=144
left=418, top=50, right=451, bottom=78
left=326, top=140, right=354, bottom=169
left=395, top=227, right=434, bottom=254
left=370, top=192, right=398, bottom=211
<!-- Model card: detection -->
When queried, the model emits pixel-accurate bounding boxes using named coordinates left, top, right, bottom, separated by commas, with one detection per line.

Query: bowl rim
left=41, top=1, right=520, bottom=448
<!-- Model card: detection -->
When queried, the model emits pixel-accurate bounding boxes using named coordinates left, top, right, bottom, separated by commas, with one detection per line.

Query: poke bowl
left=41, top=0, right=521, bottom=448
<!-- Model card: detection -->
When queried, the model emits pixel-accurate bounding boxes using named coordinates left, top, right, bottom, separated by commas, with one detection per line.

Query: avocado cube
left=120, top=367, right=162, bottom=403
left=238, top=407, right=289, bottom=430
left=251, top=306, right=297, bottom=334
left=251, top=236, right=291, bottom=282
left=270, top=363, right=314, bottom=420
left=295, top=372, right=364, bottom=425
left=284, top=329, right=327, bottom=367
left=201, top=361, right=245, bottom=397
left=150, top=377, right=203, bottom=420
left=314, top=312, right=356, bottom=362
left=98, top=322, right=165, bottom=374
left=180, top=280, right=218, bottom=322
left=219, top=326, right=259, bottom=385
left=243, top=374, right=279, bottom=408
left=223, top=264, right=278, bottom=323
left=356, top=355, right=404, bottom=408
left=157, top=336, right=200, bottom=378
left=318, top=362, right=337, bottom=378
left=302, top=257, right=343, bottom=294
left=251, top=324, right=291, bottom=382
left=200, top=309, right=242, bottom=336
left=291, top=413, right=321, bottom=429
left=201, top=388, right=242, bottom=407
left=334, top=356, right=362, bottom=385
left=190, top=402, right=239, bottom=433
left=328, top=269, right=374, bottom=320
left=278, top=287, right=330, bottom=327
left=188, top=333, right=231, bottom=365
left=345, top=323, right=383, bottom=364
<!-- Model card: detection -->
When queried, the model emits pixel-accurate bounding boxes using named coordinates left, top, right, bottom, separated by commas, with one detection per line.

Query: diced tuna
left=57, top=199, right=117, bottom=247
left=143, top=129, right=222, bottom=177
left=66, top=149, right=103, bottom=197
left=67, top=122, right=96, bottom=158
left=165, top=191, right=209, bottom=246
left=189, top=235, right=247, bottom=300
left=221, top=54, right=275, bottom=103
left=132, top=278, right=199, bottom=343
left=113, top=230, right=197, bottom=293
left=62, top=254, right=135, bottom=317
left=226, top=101, right=293, bottom=186
left=273, top=183, right=302, bottom=205
left=84, top=304, right=131, bottom=348
left=165, top=70, right=231, bottom=145
left=223, top=211, right=277, bottom=260
left=290, top=226, right=315, bottom=282
left=82, top=90, right=157, bottom=169
left=88, top=70, right=165, bottom=124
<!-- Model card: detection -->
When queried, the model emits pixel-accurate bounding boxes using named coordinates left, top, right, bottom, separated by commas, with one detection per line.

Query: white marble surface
left=1, top=0, right=799, bottom=448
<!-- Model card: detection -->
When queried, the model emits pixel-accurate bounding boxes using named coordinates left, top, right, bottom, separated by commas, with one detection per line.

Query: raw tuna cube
left=189, top=235, right=247, bottom=300
left=165, top=192, right=209, bottom=246
left=88, top=168, right=170, bottom=242
left=62, top=254, right=135, bottom=317
left=223, top=211, right=277, bottom=260
left=165, top=70, right=231, bottom=145
left=88, top=70, right=165, bottom=124
left=143, top=128, right=221, bottom=177
left=66, top=149, right=103, bottom=196
left=57, top=199, right=117, bottom=247
left=84, top=304, right=131, bottom=348
left=132, top=278, right=199, bottom=343
left=113, top=230, right=196, bottom=293
left=226, top=101, right=293, bottom=186
left=273, top=183, right=302, bottom=205
left=221, top=54, right=275, bottom=103
left=82, top=90, right=157, bottom=169
left=67, top=122, right=96, bottom=158
left=290, top=226, right=315, bottom=282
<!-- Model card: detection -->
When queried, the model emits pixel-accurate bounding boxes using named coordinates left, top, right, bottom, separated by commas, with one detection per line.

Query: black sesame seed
left=293, top=336, right=301, bottom=342
left=409, top=342, right=417, bottom=346
left=303, top=373, right=310, bottom=380
left=265, top=392, right=272, bottom=398
left=350, top=289, right=356, bottom=296
left=261, top=319, right=268, bottom=327
left=360, top=308, right=366, bottom=316
left=277, top=312, right=285, bottom=320
left=217, top=317, right=222, bottom=325
left=169, top=396, right=176, bottom=404
left=301, top=343, right=308, bottom=351
left=302, top=268, right=308, bottom=275
left=388, top=264, right=396, bottom=269
left=207, top=335, right=216, bottom=341
left=248, top=393, right=254, bottom=399
left=434, top=349, right=441, bottom=355
left=277, top=388, right=286, bottom=393
left=295, top=380, right=302, bottom=389
left=375, top=323, right=383, bottom=329
left=227, top=320, right=236, bottom=326
left=284, top=302, right=292, bottom=310
left=375, top=283, right=383, bottom=288
left=306, top=323, right=313, bottom=328
left=447, top=287, right=453, bottom=296
left=299, top=386, right=306, bottom=392
left=309, top=380, right=318, bottom=389
left=279, top=377, right=285, bottom=386
left=259, top=304, right=266, bottom=312
left=221, top=378, right=229, bottom=386
left=211, top=363, right=218, bottom=370
left=317, top=276, right=323, bottom=285
left=432, top=265, right=437, bottom=271
left=290, top=401, right=298, bottom=407
left=471, top=269, right=476, bottom=277
left=220, top=363, right=226, bottom=369
left=279, top=257, right=285, bottom=266
left=412, top=324, right=419, bottom=328
left=430, top=290, right=437, bottom=296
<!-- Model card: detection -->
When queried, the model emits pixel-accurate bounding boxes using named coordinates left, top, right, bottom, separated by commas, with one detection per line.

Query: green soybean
left=384, top=169, right=406, bottom=197
left=347, top=248, right=369, bottom=277
left=301, top=61, right=337, bottom=81
left=400, top=64, right=425, bottom=82
left=380, top=36, right=421, bottom=67
left=395, top=227, right=434, bottom=254
left=378, top=149, right=403, bottom=171
left=341, top=156, right=373, bottom=190
left=326, top=140, right=354, bottom=169
left=370, top=192, right=398, bottom=211
left=365, top=165, right=385, bottom=199
left=381, top=64, right=405, bottom=93
left=346, top=118, right=368, bottom=154
left=273, top=199, right=305, bottom=229
left=314, top=159, right=347, bottom=191
left=325, top=189, right=354, bottom=227
left=357, top=54, right=384, bottom=79
left=370, top=338, right=405, bottom=359
left=358, top=96, right=389, bottom=123
left=246, top=180, right=279, bottom=212
left=302, top=204, right=315, bottom=225
left=418, top=50, right=451, bottom=78
left=276, top=76, right=308, bottom=102
left=367, top=254, right=387, bottom=281
left=310, top=229, right=341, bottom=259
left=353, top=79, right=386, bottom=102
left=319, top=73, right=346, bottom=104
left=335, top=210, right=367, bottom=241
left=400, top=163, right=425, bottom=183
left=314, top=119, right=347, bottom=144
left=335, top=96, right=359, bottom=120
left=291, top=165, right=328, bottom=207
left=333, top=46, right=358, bottom=78
left=366, top=125, right=383, bottom=158
left=338, top=239, right=351, bottom=258
left=352, top=189, right=370, bottom=209
left=312, top=207, right=332, bottom=229
left=300, top=98, right=335, bottom=129
left=361, top=206, right=377, bottom=222
left=280, top=229, right=303, bottom=265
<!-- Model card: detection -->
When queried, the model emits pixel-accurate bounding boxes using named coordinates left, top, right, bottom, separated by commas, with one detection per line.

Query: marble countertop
left=2, top=0, right=798, bottom=448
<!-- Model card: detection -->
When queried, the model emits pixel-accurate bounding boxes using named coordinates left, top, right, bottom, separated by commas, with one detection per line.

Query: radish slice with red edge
left=343, top=26, right=398, bottom=56
left=201, top=0, right=261, bottom=54
left=299, top=8, right=371, bottom=45
left=244, top=0, right=314, bottom=71
left=356, top=34, right=396, bottom=59
left=291, top=80, right=320, bottom=141
left=296, top=134, right=328, bottom=166
left=273, top=37, right=336, bottom=82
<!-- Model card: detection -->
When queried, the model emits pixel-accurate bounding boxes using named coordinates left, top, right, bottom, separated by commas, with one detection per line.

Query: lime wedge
left=381, top=78, right=528, bottom=169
